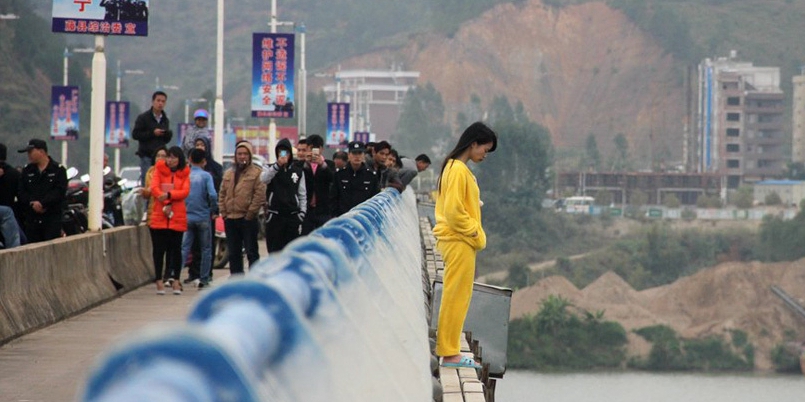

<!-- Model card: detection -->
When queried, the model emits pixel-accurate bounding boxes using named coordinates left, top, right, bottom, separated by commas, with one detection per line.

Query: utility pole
left=88, top=36, right=106, bottom=231
left=214, top=0, right=225, bottom=163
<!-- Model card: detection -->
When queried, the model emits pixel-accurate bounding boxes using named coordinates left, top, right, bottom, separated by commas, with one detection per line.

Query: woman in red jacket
left=149, top=146, right=190, bottom=295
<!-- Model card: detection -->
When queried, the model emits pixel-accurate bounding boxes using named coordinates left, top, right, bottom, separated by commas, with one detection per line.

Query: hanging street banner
left=234, top=126, right=299, bottom=159
left=51, top=86, right=80, bottom=141
left=353, top=131, right=371, bottom=145
left=104, top=101, right=130, bottom=148
left=326, top=102, right=350, bottom=148
left=251, top=33, right=295, bottom=118
left=52, top=0, right=149, bottom=36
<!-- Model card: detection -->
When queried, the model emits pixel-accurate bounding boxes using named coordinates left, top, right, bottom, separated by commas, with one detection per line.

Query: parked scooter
left=62, top=167, right=89, bottom=235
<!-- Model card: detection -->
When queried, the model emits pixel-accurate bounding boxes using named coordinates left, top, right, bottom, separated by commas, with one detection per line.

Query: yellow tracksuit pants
left=435, top=239, right=476, bottom=357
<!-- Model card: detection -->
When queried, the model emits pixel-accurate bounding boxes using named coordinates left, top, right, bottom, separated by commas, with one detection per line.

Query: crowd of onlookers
left=0, top=91, right=432, bottom=299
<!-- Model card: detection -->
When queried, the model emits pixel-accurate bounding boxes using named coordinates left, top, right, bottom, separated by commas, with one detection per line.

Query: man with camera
left=260, top=138, right=307, bottom=253
left=299, top=134, right=334, bottom=234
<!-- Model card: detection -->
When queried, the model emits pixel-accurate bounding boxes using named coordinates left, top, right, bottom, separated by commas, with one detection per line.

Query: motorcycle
left=62, top=167, right=89, bottom=235
left=61, top=167, right=125, bottom=235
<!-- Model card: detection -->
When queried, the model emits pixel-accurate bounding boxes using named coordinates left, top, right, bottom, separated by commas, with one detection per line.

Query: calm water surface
left=494, top=370, right=805, bottom=402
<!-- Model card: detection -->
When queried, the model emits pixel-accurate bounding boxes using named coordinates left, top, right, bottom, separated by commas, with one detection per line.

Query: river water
left=494, top=370, right=805, bottom=402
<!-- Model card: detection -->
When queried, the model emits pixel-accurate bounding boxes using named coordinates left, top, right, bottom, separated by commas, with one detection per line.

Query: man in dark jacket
left=17, top=139, right=67, bottom=243
left=330, top=141, right=379, bottom=217
left=132, top=91, right=173, bottom=186
left=261, top=138, right=307, bottom=253
left=300, top=134, right=334, bottom=234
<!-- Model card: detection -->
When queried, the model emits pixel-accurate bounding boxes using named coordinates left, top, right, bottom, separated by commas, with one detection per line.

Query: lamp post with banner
left=110, top=61, right=144, bottom=174
left=58, top=46, right=93, bottom=166
left=51, top=0, right=150, bottom=231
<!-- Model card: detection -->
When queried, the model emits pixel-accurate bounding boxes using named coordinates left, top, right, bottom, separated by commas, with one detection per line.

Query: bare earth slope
left=324, top=0, right=684, bottom=161
left=511, top=260, right=805, bottom=371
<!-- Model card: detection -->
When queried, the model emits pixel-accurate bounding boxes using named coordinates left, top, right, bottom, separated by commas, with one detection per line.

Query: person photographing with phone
left=260, top=138, right=307, bottom=253
left=299, top=134, right=334, bottom=234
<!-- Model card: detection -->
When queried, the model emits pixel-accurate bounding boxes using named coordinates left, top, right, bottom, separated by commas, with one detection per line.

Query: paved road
left=0, top=259, right=250, bottom=401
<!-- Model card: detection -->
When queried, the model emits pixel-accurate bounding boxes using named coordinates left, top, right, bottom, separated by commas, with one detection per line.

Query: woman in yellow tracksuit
left=433, top=121, right=497, bottom=369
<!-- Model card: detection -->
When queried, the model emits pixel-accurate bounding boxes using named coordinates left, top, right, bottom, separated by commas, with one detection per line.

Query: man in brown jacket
left=218, top=140, right=266, bottom=275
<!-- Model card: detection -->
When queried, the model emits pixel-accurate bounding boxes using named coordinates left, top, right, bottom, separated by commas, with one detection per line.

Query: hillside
left=510, top=259, right=805, bottom=371
left=7, top=0, right=805, bottom=169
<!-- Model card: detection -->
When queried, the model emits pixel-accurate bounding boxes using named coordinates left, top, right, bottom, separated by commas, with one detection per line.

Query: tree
left=611, top=133, right=631, bottom=171
left=474, top=116, right=554, bottom=208
left=663, top=193, right=681, bottom=208
left=508, top=262, right=530, bottom=289
left=733, top=186, right=754, bottom=209
left=585, top=134, right=602, bottom=171
left=394, top=83, right=451, bottom=157
left=765, top=191, right=782, bottom=206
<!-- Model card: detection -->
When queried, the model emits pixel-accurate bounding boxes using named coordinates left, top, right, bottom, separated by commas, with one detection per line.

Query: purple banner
left=51, top=86, right=80, bottom=141
left=52, top=0, right=149, bottom=36
left=326, top=102, right=350, bottom=148
left=105, top=101, right=130, bottom=148
left=252, top=33, right=296, bottom=118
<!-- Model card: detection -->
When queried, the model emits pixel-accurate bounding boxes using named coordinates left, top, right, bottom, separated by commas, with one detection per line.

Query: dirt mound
left=510, top=275, right=580, bottom=319
left=510, top=260, right=805, bottom=371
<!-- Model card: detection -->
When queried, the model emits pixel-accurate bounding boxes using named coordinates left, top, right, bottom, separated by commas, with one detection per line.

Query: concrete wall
left=0, top=226, right=154, bottom=344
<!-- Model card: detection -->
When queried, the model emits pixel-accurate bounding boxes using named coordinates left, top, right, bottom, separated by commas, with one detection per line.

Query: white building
left=753, top=180, right=805, bottom=207
left=322, top=68, right=419, bottom=142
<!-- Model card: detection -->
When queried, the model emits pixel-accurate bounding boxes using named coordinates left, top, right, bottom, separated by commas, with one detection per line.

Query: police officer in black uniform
left=17, top=139, right=67, bottom=243
left=330, top=141, right=379, bottom=217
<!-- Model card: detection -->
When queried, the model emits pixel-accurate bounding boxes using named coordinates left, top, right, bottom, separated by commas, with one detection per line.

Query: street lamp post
left=115, top=61, right=144, bottom=174
left=62, top=46, right=93, bottom=166
left=214, top=0, right=225, bottom=163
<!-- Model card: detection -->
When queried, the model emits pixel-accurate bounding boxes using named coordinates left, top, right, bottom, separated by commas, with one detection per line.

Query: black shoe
left=198, top=281, right=209, bottom=290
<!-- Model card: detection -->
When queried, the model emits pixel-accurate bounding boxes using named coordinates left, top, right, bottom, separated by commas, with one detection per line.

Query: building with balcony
left=697, top=54, right=786, bottom=188
left=322, top=68, right=419, bottom=142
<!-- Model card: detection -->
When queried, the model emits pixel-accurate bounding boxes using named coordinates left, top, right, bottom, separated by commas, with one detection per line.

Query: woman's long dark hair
left=437, top=122, right=498, bottom=193
left=166, top=146, right=187, bottom=171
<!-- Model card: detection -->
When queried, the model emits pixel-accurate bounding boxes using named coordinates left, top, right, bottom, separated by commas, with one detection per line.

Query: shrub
left=663, top=193, right=681, bottom=208
left=770, top=343, right=802, bottom=373
left=765, top=191, right=782, bottom=206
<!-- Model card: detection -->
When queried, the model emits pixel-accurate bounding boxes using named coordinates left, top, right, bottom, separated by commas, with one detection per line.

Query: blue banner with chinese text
left=251, top=33, right=295, bottom=118
left=51, top=86, right=80, bottom=141
left=326, top=103, right=350, bottom=148
left=105, top=101, right=130, bottom=148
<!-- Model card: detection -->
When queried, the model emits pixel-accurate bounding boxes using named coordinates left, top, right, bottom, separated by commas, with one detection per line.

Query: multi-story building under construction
left=697, top=54, right=786, bottom=188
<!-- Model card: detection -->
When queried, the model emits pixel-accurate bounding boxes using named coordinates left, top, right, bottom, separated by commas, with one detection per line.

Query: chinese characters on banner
left=52, top=0, right=149, bottom=36
left=251, top=33, right=295, bottom=118
left=51, top=86, right=80, bottom=141
left=104, top=101, right=130, bottom=148
left=326, top=102, right=350, bottom=148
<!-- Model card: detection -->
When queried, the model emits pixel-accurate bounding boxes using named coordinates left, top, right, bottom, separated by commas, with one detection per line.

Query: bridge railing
left=81, top=189, right=431, bottom=402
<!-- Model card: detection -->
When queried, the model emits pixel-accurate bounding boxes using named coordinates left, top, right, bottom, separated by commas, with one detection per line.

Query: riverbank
left=509, top=258, right=805, bottom=371
left=495, top=370, right=805, bottom=402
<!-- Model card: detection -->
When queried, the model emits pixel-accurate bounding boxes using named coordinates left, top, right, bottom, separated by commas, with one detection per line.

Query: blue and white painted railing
left=82, top=189, right=432, bottom=402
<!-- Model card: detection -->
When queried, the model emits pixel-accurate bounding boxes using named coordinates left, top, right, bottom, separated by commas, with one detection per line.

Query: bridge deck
left=0, top=268, right=231, bottom=401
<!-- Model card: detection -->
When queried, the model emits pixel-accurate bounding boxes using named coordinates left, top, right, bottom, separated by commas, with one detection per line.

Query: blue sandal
left=441, top=356, right=482, bottom=369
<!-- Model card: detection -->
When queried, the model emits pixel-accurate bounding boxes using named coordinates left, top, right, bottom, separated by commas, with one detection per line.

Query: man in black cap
left=330, top=141, right=379, bottom=217
left=17, top=139, right=67, bottom=243
left=0, top=143, right=21, bottom=214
